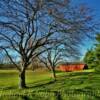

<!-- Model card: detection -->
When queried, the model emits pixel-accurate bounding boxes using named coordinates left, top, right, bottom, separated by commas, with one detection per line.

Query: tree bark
left=19, top=70, right=26, bottom=89
left=52, top=67, right=56, bottom=81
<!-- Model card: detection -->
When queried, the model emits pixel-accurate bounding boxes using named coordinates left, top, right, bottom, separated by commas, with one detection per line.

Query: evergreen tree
left=95, top=34, right=100, bottom=71
left=83, top=34, right=100, bottom=70
left=83, top=49, right=96, bottom=69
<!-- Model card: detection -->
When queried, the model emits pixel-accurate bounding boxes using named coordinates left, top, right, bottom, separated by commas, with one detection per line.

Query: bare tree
left=31, top=57, right=42, bottom=71
left=0, top=0, right=97, bottom=88
left=39, top=41, right=81, bottom=81
left=39, top=45, right=64, bottom=80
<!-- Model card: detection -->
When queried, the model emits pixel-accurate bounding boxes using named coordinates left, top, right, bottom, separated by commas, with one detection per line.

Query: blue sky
left=74, top=0, right=100, bottom=57
left=74, top=0, right=100, bottom=18
left=0, top=0, right=100, bottom=61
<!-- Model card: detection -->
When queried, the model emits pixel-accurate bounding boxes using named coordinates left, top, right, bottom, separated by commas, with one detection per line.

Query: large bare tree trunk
left=19, top=70, right=26, bottom=89
left=52, top=67, right=56, bottom=81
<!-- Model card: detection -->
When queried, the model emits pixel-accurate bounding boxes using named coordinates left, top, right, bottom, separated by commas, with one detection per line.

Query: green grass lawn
left=0, top=69, right=100, bottom=100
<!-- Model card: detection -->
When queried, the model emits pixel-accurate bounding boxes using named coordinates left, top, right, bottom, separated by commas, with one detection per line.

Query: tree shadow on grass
left=27, top=71, right=94, bottom=90
left=0, top=71, right=96, bottom=91
left=65, top=71, right=94, bottom=77
left=28, top=80, right=56, bottom=89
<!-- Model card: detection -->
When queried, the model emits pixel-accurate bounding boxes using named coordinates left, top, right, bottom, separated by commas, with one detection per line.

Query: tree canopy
left=0, top=0, right=98, bottom=88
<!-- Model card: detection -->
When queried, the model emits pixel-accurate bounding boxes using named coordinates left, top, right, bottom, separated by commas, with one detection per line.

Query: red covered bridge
left=58, top=63, right=88, bottom=72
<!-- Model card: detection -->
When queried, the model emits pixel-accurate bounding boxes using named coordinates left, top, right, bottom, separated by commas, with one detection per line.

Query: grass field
left=0, top=69, right=100, bottom=100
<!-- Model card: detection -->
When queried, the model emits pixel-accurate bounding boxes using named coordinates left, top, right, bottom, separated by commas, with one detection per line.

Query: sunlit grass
left=0, top=69, right=100, bottom=100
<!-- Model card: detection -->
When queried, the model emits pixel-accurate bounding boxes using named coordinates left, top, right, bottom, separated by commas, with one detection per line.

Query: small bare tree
left=39, top=41, right=81, bottom=81
left=31, top=57, right=41, bottom=71
left=0, top=0, right=97, bottom=88
left=39, top=45, right=63, bottom=80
